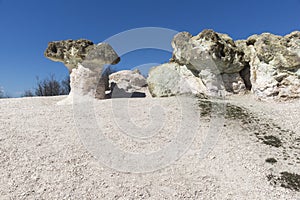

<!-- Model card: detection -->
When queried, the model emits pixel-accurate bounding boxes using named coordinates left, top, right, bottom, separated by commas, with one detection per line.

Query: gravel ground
left=0, top=95, right=299, bottom=199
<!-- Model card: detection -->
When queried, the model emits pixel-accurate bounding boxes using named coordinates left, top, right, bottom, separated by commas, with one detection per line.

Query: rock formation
left=45, top=30, right=300, bottom=101
left=109, top=69, right=147, bottom=93
left=108, top=69, right=148, bottom=98
left=45, top=39, right=120, bottom=99
left=148, top=63, right=207, bottom=97
left=237, top=31, right=300, bottom=99
left=148, top=29, right=300, bottom=100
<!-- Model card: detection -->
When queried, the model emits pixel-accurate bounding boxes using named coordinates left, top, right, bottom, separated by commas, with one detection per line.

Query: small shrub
left=60, top=76, right=71, bottom=95
left=0, top=89, right=10, bottom=99
left=268, top=172, right=300, bottom=191
left=22, top=90, right=34, bottom=97
left=265, top=157, right=277, bottom=164
left=34, top=74, right=70, bottom=96
left=198, top=99, right=212, bottom=117
left=279, top=172, right=300, bottom=191
left=262, top=135, right=282, bottom=148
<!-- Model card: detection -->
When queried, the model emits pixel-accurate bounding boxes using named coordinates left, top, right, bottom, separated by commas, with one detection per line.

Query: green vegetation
left=262, top=135, right=282, bottom=148
left=22, top=74, right=70, bottom=97
left=280, top=172, right=300, bottom=191
left=198, top=98, right=290, bottom=148
left=268, top=172, right=300, bottom=192
left=225, top=103, right=251, bottom=120
left=198, top=98, right=299, bottom=192
left=265, top=157, right=277, bottom=164
left=0, top=88, right=10, bottom=98
left=198, top=98, right=251, bottom=120
left=198, top=99, right=213, bottom=117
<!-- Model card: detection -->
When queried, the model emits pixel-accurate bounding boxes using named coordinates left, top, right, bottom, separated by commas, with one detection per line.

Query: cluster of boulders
left=148, top=30, right=248, bottom=97
left=44, top=39, right=148, bottom=101
left=44, top=29, right=300, bottom=101
left=237, top=32, right=300, bottom=99
left=148, top=29, right=300, bottom=100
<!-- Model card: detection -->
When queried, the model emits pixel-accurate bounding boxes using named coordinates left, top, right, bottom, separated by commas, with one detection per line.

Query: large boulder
left=147, top=63, right=207, bottom=97
left=170, top=30, right=247, bottom=96
left=172, top=29, right=245, bottom=74
left=149, top=29, right=300, bottom=100
left=45, top=40, right=120, bottom=100
left=148, top=29, right=248, bottom=97
left=109, top=69, right=149, bottom=98
left=109, top=69, right=147, bottom=93
left=237, top=31, right=300, bottom=99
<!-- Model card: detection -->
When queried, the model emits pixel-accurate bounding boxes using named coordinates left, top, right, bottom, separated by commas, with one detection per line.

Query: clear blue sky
left=0, top=0, right=299, bottom=97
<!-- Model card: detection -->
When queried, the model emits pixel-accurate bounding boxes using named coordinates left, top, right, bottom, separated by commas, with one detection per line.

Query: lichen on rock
left=45, top=39, right=94, bottom=72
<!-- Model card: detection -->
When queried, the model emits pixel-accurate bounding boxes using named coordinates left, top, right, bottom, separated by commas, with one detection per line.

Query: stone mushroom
left=44, top=39, right=120, bottom=100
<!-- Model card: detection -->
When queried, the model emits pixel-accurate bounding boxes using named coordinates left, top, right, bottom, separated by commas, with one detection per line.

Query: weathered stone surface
left=109, top=69, right=147, bottom=93
left=147, top=63, right=206, bottom=97
left=172, top=29, right=245, bottom=74
left=45, top=40, right=120, bottom=100
left=148, top=29, right=248, bottom=98
left=237, top=31, right=300, bottom=99
left=46, top=30, right=300, bottom=101
left=221, top=73, right=246, bottom=94
left=45, top=39, right=94, bottom=72
left=149, top=29, right=300, bottom=100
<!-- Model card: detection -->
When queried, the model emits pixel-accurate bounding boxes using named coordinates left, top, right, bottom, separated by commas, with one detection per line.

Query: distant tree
left=60, top=76, right=71, bottom=95
left=34, top=74, right=70, bottom=96
left=35, top=75, right=60, bottom=96
left=0, top=89, right=3, bottom=98
left=21, top=90, right=34, bottom=97
left=0, top=88, right=10, bottom=98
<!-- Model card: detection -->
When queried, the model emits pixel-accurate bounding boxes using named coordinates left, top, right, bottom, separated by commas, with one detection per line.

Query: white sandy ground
left=0, top=94, right=299, bottom=199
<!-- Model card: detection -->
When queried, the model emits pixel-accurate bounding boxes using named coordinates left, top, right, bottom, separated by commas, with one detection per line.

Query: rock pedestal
left=45, top=40, right=120, bottom=100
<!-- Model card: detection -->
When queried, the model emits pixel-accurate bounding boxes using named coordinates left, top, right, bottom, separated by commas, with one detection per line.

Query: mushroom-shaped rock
left=45, top=40, right=120, bottom=100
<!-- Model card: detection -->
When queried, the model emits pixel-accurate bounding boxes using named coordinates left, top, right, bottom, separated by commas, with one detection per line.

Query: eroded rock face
left=147, top=63, right=207, bottom=97
left=149, top=29, right=248, bottom=97
left=149, top=29, right=300, bottom=100
left=109, top=69, right=147, bottom=93
left=45, top=40, right=120, bottom=99
left=237, top=31, right=300, bottom=99
left=108, top=69, right=148, bottom=98
left=172, top=29, right=245, bottom=74
left=45, top=39, right=94, bottom=72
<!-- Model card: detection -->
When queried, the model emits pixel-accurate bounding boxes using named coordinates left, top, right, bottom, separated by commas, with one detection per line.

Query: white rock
left=147, top=63, right=207, bottom=97
left=109, top=70, right=147, bottom=93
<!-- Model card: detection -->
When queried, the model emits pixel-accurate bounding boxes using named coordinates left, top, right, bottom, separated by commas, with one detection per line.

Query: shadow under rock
left=108, top=83, right=146, bottom=99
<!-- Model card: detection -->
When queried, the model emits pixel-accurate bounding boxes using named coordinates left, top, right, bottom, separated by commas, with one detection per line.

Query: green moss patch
left=262, top=135, right=282, bottom=148
left=268, top=172, right=300, bottom=192
left=265, top=157, right=277, bottom=164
